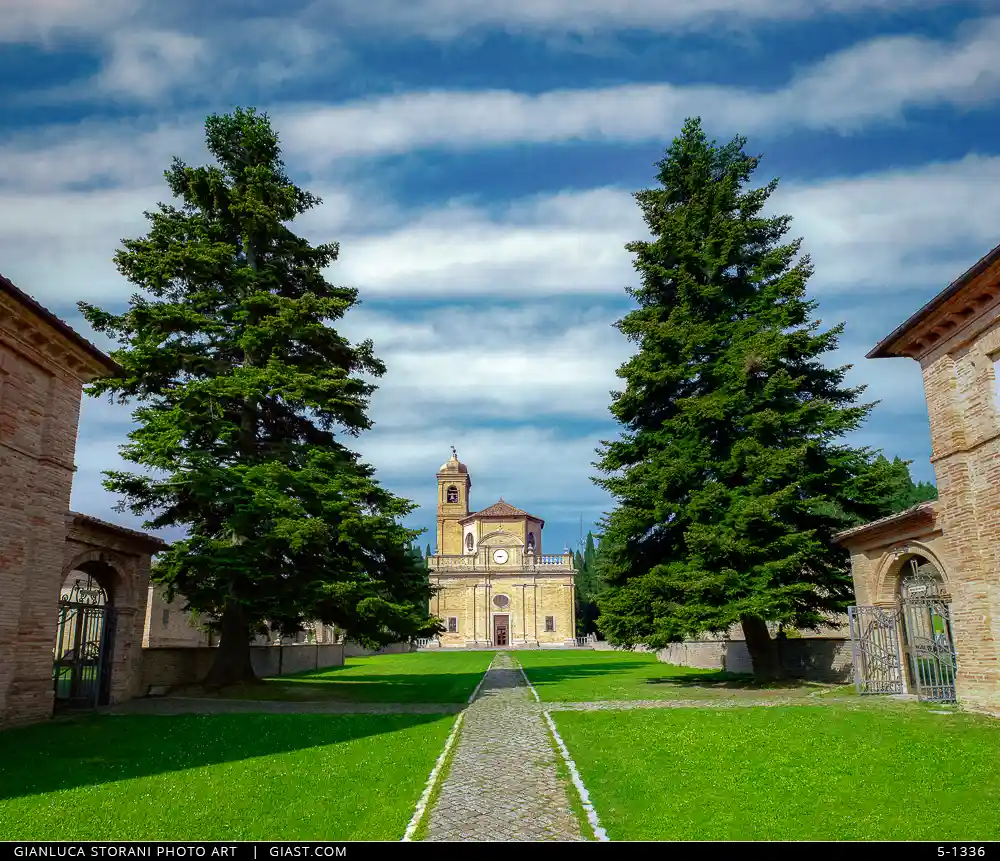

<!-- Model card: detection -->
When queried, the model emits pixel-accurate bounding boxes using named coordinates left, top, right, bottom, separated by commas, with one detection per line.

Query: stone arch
left=445, top=485, right=459, bottom=503
left=62, top=549, right=132, bottom=608
left=478, top=529, right=524, bottom=548
left=873, top=540, right=952, bottom=605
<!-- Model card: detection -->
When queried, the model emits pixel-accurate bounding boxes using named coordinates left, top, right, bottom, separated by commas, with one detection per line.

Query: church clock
left=492, top=548, right=509, bottom=564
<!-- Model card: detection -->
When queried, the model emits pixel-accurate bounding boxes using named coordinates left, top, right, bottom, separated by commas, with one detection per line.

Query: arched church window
left=527, top=531, right=535, bottom=550
left=446, top=486, right=459, bottom=503
left=466, top=533, right=474, bottom=552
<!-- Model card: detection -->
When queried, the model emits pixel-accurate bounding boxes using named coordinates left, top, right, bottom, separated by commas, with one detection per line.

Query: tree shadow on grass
left=196, top=670, right=489, bottom=704
left=643, top=672, right=816, bottom=691
left=0, top=711, right=446, bottom=802
left=521, top=657, right=826, bottom=694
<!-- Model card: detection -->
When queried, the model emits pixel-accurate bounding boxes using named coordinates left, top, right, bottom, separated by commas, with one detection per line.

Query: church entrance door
left=493, top=615, right=509, bottom=647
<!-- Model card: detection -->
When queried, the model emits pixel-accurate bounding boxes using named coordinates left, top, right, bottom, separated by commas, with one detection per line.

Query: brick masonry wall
left=0, top=343, right=84, bottom=730
left=917, top=320, right=1000, bottom=713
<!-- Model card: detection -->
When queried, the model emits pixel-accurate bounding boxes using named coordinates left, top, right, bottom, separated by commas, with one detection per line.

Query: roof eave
left=0, top=273, right=121, bottom=377
left=832, top=503, right=936, bottom=545
left=867, top=242, right=1000, bottom=359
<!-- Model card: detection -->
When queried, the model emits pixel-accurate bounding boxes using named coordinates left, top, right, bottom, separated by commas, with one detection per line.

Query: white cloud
left=0, top=120, right=198, bottom=192
left=278, top=18, right=1000, bottom=163
left=2, top=0, right=961, bottom=48
left=322, top=156, right=1000, bottom=300
left=3, top=18, right=999, bottom=188
left=325, top=188, right=644, bottom=298
left=781, top=154, right=1000, bottom=294
left=4, top=151, right=1000, bottom=315
left=11, top=16, right=1000, bottom=143
left=0, top=0, right=140, bottom=43
left=92, top=30, right=209, bottom=100
left=356, top=424, right=611, bottom=531
left=326, top=0, right=965, bottom=39
left=340, top=302, right=630, bottom=428
left=0, top=186, right=165, bottom=305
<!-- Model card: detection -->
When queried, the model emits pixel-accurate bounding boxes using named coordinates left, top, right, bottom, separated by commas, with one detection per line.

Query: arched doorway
left=52, top=563, right=117, bottom=710
left=898, top=555, right=957, bottom=702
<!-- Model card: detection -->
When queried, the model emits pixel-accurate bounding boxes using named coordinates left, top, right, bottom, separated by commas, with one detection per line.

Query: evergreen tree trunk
left=740, top=615, right=783, bottom=682
left=204, top=594, right=257, bottom=688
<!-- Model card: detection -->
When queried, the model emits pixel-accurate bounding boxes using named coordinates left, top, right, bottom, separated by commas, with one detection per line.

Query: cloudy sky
left=3, top=0, right=999, bottom=554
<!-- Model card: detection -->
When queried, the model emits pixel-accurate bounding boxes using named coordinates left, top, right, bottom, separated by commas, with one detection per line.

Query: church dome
left=439, top=448, right=468, bottom=474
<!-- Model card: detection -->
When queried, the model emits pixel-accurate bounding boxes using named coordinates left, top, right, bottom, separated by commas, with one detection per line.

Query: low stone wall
left=341, top=641, right=416, bottom=658
left=595, top=637, right=853, bottom=682
left=140, top=643, right=345, bottom=694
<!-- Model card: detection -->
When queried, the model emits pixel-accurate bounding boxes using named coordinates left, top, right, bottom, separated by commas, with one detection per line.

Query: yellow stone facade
left=429, top=450, right=577, bottom=647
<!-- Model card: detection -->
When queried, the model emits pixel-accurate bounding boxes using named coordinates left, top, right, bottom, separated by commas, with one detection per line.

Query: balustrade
left=427, top=551, right=574, bottom=571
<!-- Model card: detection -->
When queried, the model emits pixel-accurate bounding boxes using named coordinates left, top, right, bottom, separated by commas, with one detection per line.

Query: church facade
left=427, top=450, right=577, bottom=648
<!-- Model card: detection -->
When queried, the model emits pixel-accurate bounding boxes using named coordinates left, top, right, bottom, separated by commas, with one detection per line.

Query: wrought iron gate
left=848, top=605, right=903, bottom=694
left=900, top=561, right=957, bottom=703
left=849, top=557, right=958, bottom=703
left=52, top=576, right=114, bottom=710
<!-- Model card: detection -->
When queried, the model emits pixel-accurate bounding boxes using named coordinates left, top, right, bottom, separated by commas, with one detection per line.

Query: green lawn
left=553, top=705, right=1000, bottom=841
left=214, top=650, right=494, bottom=704
left=0, top=712, right=454, bottom=840
left=517, top=649, right=837, bottom=701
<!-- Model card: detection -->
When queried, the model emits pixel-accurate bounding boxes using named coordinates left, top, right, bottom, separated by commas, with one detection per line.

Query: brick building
left=0, top=274, right=165, bottom=729
left=837, top=242, right=1000, bottom=714
left=428, top=449, right=577, bottom=647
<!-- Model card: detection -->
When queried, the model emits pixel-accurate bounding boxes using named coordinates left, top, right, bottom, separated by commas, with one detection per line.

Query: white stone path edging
left=401, top=654, right=497, bottom=842
left=517, top=661, right=610, bottom=842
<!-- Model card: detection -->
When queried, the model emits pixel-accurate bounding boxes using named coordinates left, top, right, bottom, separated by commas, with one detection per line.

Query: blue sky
left=2, top=0, right=999, bottom=555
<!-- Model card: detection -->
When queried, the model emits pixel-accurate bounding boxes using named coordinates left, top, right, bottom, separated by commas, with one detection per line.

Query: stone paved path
left=422, top=653, right=585, bottom=842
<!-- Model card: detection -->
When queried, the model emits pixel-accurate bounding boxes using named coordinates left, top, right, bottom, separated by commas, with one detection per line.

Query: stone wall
left=341, top=641, right=415, bottom=658
left=143, top=586, right=213, bottom=648
left=594, top=637, right=854, bottom=683
left=140, top=643, right=345, bottom=693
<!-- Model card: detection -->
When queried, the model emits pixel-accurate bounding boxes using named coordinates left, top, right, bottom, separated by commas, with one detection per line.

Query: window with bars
left=545, top=616, right=555, bottom=632
left=447, top=617, right=458, bottom=633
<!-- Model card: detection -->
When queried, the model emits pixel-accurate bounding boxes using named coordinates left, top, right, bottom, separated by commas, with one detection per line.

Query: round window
left=493, top=594, right=510, bottom=609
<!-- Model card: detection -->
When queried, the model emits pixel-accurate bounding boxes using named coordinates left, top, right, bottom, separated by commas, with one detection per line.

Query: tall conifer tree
left=595, top=118, right=902, bottom=680
left=80, top=108, right=439, bottom=686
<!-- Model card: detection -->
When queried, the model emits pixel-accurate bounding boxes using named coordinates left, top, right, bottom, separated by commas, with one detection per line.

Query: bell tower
left=436, top=447, right=471, bottom=555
